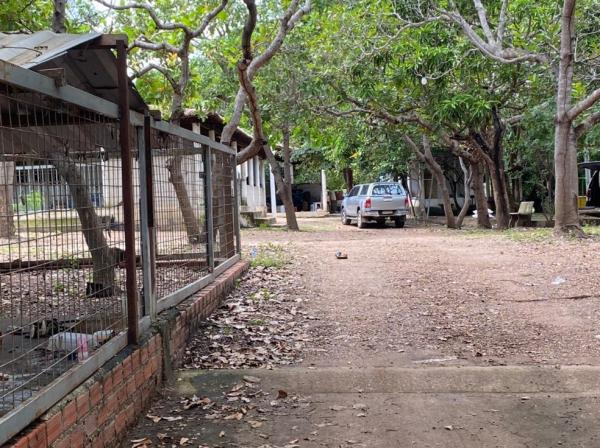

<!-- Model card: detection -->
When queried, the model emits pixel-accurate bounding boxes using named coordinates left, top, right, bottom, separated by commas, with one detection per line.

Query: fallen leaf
left=179, top=437, right=189, bottom=445
left=248, top=420, right=263, bottom=428
left=277, top=389, right=288, bottom=399
left=131, top=438, right=152, bottom=448
left=146, top=414, right=161, bottom=423
left=163, top=416, right=183, bottom=422
left=243, top=375, right=262, bottom=383
left=330, top=405, right=346, bottom=411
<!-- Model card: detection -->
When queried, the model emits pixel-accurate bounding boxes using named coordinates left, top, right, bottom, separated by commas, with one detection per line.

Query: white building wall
left=238, top=155, right=267, bottom=212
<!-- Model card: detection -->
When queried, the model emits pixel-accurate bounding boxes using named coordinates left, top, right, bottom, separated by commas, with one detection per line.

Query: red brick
left=102, top=375, right=113, bottom=396
left=45, top=413, right=62, bottom=445
left=12, top=436, right=29, bottom=448
left=114, top=410, right=127, bottom=435
left=89, top=383, right=102, bottom=407
left=83, top=412, right=97, bottom=437
left=61, top=401, right=77, bottom=429
left=51, top=435, right=71, bottom=448
left=27, top=423, right=47, bottom=448
left=122, top=356, right=132, bottom=377
left=91, top=435, right=104, bottom=448
left=97, top=393, right=118, bottom=426
left=134, top=369, right=144, bottom=388
left=125, top=402, right=136, bottom=425
left=69, top=430, right=84, bottom=448
left=102, top=422, right=116, bottom=446
left=143, top=363, right=153, bottom=381
left=125, top=378, right=136, bottom=398
left=112, top=365, right=123, bottom=386
left=133, top=393, right=143, bottom=414
left=140, top=346, right=149, bottom=363
left=76, top=392, right=89, bottom=418
left=131, top=351, right=141, bottom=370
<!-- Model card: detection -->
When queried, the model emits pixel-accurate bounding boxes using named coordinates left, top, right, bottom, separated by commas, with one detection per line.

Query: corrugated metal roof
left=0, top=31, right=100, bottom=68
left=0, top=31, right=148, bottom=112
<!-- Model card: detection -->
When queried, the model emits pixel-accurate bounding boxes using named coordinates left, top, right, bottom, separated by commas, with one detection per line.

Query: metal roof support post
left=117, top=39, right=139, bottom=345
left=139, top=113, right=156, bottom=321
left=205, top=132, right=215, bottom=272
left=231, top=142, right=241, bottom=254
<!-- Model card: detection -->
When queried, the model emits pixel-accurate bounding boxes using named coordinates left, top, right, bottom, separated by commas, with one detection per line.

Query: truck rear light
left=404, top=197, right=409, bottom=208
left=365, top=197, right=372, bottom=209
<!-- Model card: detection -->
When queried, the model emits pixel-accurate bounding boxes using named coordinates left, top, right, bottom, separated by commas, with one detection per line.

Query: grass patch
left=503, top=228, right=553, bottom=242
left=463, top=224, right=600, bottom=242
left=247, top=243, right=289, bottom=268
left=248, top=318, right=266, bottom=326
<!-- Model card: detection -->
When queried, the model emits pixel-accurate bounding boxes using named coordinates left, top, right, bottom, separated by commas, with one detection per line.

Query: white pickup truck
left=341, top=182, right=409, bottom=228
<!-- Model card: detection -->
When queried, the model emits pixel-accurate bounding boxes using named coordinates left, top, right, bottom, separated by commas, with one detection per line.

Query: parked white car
left=341, top=182, right=409, bottom=228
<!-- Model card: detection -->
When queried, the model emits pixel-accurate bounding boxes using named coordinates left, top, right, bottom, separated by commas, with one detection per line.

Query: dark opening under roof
left=579, top=161, right=600, bottom=170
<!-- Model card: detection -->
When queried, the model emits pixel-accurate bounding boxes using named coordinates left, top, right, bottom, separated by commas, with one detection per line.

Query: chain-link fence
left=0, top=60, right=240, bottom=439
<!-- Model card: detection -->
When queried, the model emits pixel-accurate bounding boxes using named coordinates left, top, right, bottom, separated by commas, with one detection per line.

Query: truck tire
left=394, top=216, right=406, bottom=228
left=341, top=209, right=351, bottom=225
left=357, top=211, right=366, bottom=229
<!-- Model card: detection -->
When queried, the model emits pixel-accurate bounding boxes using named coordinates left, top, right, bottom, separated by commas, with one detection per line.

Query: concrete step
left=254, top=216, right=276, bottom=226
left=239, top=210, right=275, bottom=227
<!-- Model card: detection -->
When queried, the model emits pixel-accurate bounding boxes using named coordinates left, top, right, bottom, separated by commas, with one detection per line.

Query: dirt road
left=124, top=217, right=600, bottom=447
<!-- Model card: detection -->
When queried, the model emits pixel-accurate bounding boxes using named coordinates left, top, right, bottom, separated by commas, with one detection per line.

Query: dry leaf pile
left=183, top=266, right=314, bottom=369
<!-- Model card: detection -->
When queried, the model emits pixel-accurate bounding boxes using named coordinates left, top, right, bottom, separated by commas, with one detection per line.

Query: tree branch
left=472, top=0, right=496, bottom=44
left=436, top=2, right=548, bottom=64
left=575, top=110, right=600, bottom=137
left=223, top=0, right=311, bottom=147
left=131, top=63, right=177, bottom=88
left=94, top=0, right=193, bottom=33
left=567, top=87, right=600, bottom=121
left=130, top=38, right=179, bottom=54
left=496, top=0, right=509, bottom=44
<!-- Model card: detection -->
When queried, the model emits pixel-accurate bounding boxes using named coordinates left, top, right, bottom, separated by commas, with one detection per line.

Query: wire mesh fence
left=0, top=69, right=240, bottom=423
left=148, top=129, right=210, bottom=302
left=212, top=151, right=237, bottom=264
left=0, top=82, right=129, bottom=414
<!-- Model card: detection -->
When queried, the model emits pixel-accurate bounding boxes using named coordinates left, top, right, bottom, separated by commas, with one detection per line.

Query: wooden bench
left=509, top=201, right=534, bottom=227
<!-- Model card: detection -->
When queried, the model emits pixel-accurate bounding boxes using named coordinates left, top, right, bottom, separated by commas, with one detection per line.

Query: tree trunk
left=0, top=161, right=15, bottom=238
left=486, top=161, right=511, bottom=229
left=167, top=156, right=202, bottom=244
left=431, top=164, right=457, bottom=229
left=52, top=0, right=66, bottom=33
left=53, top=154, right=119, bottom=292
left=456, top=158, right=472, bottom=228
left=167, top=75, right=203, bottom=245
left=554, top=121, right=581, bottom=233
left=281, top=126, right=299, bottom=231
left=553, top=0, right=582, bottom=235
left=262, top=143, right=299, bottom=231
left=343, top=167, right=354, bottom=191
left=470, top=162, right=492, bottom=228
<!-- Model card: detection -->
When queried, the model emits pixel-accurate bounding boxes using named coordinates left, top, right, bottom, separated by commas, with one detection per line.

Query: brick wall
left=9, top=260, right=249, bottom=448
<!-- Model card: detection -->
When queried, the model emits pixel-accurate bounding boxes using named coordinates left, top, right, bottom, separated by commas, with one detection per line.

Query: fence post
left=205, top=131, right=215, bottom=272
left=139, top=113, right=156, bottom=320
left=231, top=142, right=241, bottom=254
left=116, top=38, right=139, bottom=345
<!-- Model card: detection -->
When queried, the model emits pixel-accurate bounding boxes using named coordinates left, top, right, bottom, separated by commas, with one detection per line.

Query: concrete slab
left=174, top=366, right=600, bottom=447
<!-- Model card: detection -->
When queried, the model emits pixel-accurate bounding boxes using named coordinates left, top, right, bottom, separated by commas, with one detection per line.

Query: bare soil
left=123, top=216, right=600, bottom=447
left=245, top=216, right=600, bottom=366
